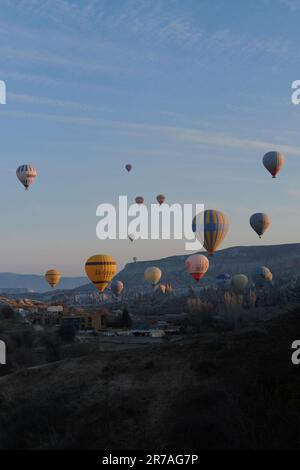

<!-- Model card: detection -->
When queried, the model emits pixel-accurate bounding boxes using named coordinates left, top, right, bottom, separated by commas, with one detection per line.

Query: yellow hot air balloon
left=144, top=266, right=162, bottom=287
left=232, top=274, right=248, bottom=293
left=45, top=269, right=61, bottom=289
left=85, top=254, right=117, bottom=293
left=192, top=209, right=229, bottom=255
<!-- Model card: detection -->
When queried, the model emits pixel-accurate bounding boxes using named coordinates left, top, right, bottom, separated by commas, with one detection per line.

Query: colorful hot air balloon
left=125, top=164, right=132, bottom=172
left=16, top=165, right=37, bottom=190
left=111, top=280, right=124, bottom=297
left=250, top=213, right=270, bottom=238
left=185, top=254, right=209, bottom=281
left=128, top=233, right=135, bottom=242
left=252, top=266, right=273, bottom=288
left=135, top=196, right=144, bottom=205
left=232, top=274, right=248, bottom=293
left=192, top=209, right=229, bottom=255
left=144, top=266, right=162, bottom=286
left=85, top=254, right=117, bottom=293
left=45, top=269, right=61, bottom=289
left=263, top=151, right=285, bottom=179
left=216, top=273, right=231, bottom=288
left=156, top=194, right=166, bottom=205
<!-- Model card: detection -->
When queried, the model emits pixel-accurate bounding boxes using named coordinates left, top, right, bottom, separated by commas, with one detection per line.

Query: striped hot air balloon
left=85, top=254, right=117, bottom=293
left=16, top=165, right=37, bottom=190
left=185, top=254, right=209, bottom=281
left=250, top=213, right=270, bottom=238
left=45, top=270, right=61, bottom=289
left=192, top=209, right=229, bottom=255
left=263, top=151, right=285, bottom=178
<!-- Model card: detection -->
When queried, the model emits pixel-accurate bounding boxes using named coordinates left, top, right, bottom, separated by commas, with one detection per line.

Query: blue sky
left=0, top=0, right=299, bottom=276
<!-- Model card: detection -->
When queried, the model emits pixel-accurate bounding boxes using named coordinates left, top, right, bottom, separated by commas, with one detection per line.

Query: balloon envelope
left=85, top=254, right=117, bottom=293
left=156, top=194, right=166, bottom=205
left=252, top=266, right=273, bottom=287
left=45, top=270, right=61, bottom=288
left=144, top=267, right=162, bottom=286
left=250, top=213, right=270, bottom=238
left=135, top=196, right=144, bottom=205
left=16, top=165, right=37, bottom=190
left=232, top=274, right=248, bottom=293
left=111, top=280, right=124, bottom=296
left=125, top=164, right=132, bottom=172
left=192, top=209, right=229, bottom=255
left=263, top=151, right=285, bottom=178
left=216, top=273, right=231, bottom=288
left=185, top=254, right=209, bottom=281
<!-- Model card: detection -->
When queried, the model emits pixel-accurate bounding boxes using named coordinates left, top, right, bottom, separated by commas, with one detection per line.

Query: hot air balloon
left=185, top=254, right=209, bottom=281
left=156, top=194, right=166, bottom=205
left=111, top=280, right=124, bottom=297
left=125, top=164, right=132, bottom=172
left=45, top=269, right=61, bottom=289
left=128, top=233, right=135, bottom=242
left=216, top=273, right=231, bottom=288
left=85, top=254, right=117, bottom=293
left=144, top=266, right=162, bottom=287
left=252, top=266, right=273, bottom=288
left=232, top=274, right=248, bottom=293
left=16, top=165, right=37, bottom=190
left=192, top=209, right=229, bottom=255
left=250, top=213, right=270, bottom=238
left=135, top=196, right=144, bottom=205
left=263, top=151, right=285, bottom=178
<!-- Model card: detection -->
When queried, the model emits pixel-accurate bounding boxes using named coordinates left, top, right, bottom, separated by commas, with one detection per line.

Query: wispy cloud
left=2, top=109, right=300, bottom=157
left=9, top=92, right=92, bottom=111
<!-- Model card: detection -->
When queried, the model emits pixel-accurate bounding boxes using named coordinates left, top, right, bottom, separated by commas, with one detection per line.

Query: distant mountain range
left=0, top=272, right=87, bottom=293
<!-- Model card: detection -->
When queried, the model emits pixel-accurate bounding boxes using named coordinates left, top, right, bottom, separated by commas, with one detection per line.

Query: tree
left=58, top=323, right=76, bottom=343
left=121, top=308, right=132, bottom=328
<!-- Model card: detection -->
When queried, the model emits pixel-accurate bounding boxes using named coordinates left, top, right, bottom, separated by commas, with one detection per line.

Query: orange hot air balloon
left=185, top=254, right=209, bottom=281
left=135, top=196, right=144, bottom=205
left=45, top=269, right=61, bottom=288
left=85, top=254, right=117, bottom=293
left=156, top=194, right=166, bottom=205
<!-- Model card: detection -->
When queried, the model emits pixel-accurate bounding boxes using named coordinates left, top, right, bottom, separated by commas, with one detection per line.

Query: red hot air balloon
left=185, top=254, right=209, bottom=281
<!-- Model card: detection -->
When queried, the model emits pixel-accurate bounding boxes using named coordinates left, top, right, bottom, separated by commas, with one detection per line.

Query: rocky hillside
left=0, top=310, right=300, bottom=449
left=72, top=243, right=300, bottom=294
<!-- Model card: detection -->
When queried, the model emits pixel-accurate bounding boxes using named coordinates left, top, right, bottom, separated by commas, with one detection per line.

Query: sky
left=0, top=0, right=300, bottom=276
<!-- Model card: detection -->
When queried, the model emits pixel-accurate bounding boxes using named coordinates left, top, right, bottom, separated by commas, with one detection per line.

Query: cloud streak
left=2, top=109, right=300, bottom=157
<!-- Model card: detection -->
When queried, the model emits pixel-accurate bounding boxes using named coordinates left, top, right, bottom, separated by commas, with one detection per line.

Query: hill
left=0, top=310, right=300, bottom=449
left=72, top=243, right=300, bottom=294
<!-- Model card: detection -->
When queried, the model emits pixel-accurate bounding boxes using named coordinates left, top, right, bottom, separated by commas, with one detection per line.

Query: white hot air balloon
left=16, top=165, right=37, bottom=190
